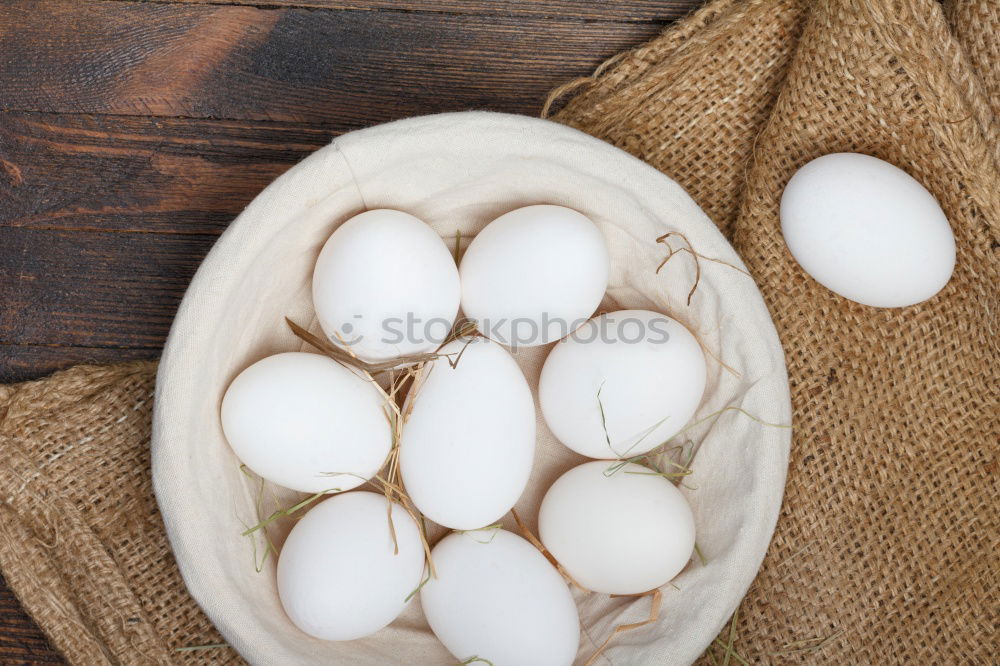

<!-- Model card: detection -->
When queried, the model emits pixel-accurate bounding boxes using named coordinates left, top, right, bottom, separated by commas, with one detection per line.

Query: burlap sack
left=0, top=363, right=230, bottom=665
left=0, top=0, right=996, bottom=663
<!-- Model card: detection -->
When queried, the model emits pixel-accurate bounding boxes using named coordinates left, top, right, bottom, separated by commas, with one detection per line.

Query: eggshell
left=400, top=337, right=535, bottom=529
left=539, top=461, right=695, bottom=595
left=421, top=529, right=580, bottom=665
left=312, top=209, right=461, bottom=361
left=277, top=491, right=425, bottom=641
left=221, top=352, right=391, bottom=493
left=538, top=310, right=706, bottom=459
left=459, top=205, right=609, bottom=347
left=780, top=152, right=956, bottom=307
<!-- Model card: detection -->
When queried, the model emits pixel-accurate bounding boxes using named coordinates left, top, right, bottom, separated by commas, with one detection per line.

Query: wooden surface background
left=0, top=0, right=702, bottom=661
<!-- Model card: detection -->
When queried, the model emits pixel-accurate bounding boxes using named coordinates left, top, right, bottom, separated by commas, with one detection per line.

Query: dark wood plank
left=129, top=0, right=698, bottom=22
left=0, top=112, right=331, bottom=234
left=0, top=0, right=668, bottom=123
left=0, top=575, right=62, bottom=664
left=0, top=344, right=157, bottom=384
left=0, top=227, right=214, bottom=349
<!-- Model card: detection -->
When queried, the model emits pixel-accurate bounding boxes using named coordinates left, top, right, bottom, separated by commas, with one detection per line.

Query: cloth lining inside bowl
left=152, top=111, right=791, bottom=665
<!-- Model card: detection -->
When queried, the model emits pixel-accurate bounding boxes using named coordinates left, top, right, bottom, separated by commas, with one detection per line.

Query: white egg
left=312, top=209, right=461, bottom=362
left=780, top=153, right=956, bottom=307
left=221, top=352, right=391, bottom=493
left=539, top=461, right=695, bottom=595
left=421, top=529, right=580, bottom=666
left=538, top=310, right=706, bottom=459
left=400, top=337, right=535, bottom=530
left=459, top=205, right=609, bottom=347
left=277, top=491, right=425, bottom=641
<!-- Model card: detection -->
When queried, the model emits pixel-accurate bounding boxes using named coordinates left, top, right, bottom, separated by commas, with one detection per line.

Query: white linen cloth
left=152, top=112, right=791, bottom=665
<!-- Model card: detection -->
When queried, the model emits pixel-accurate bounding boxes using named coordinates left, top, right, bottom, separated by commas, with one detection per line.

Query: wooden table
left=0, top=0, right=700, bottom=660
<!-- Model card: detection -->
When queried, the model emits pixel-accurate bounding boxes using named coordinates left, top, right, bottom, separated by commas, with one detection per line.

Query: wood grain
left=0, top=112, right=331, bottom=234
left=126, top=0, right=700, bottom=21
left=1, top=227, right=213, bottom=349
left=0, top=576, right=61, bottom=663
left=0, top=2, right=672, bottom=368
left=2, top=0, right=669, bottom=123
left=0, top=345, right=157, bottom=384
left=0, top=112, right=328, bottom=376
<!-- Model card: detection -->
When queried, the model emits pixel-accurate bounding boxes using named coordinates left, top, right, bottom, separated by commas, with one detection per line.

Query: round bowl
left=152, top=111, right=791, bottom=665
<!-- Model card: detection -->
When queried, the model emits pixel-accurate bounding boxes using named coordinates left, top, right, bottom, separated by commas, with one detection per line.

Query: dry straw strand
left=240, top=486, right=340, bottom=538
left=605, top=405, right=788, bottom=482
left=457, top=523, right=503, bottom=544
left=583, top=588, right=663, bottom=666
left=286, top=317, right=442, bottom=375
left=404, top=566, right=432, bottom=603
left=770, top=629, right=843, bottom=656
left=702, top=608, right=749, bottom=666
left=655, top=231, right=752, bottom=306
left=509, top=508, right=590, bottom=592
left=596, top=382, right=671, bottom=461
left=237, top=465, right=279, bottom=572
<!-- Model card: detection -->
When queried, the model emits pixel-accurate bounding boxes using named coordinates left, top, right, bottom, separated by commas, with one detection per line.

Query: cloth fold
left=1, top=0, right=996, bottom=663
left=0, top=362, right=233, bottom=665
